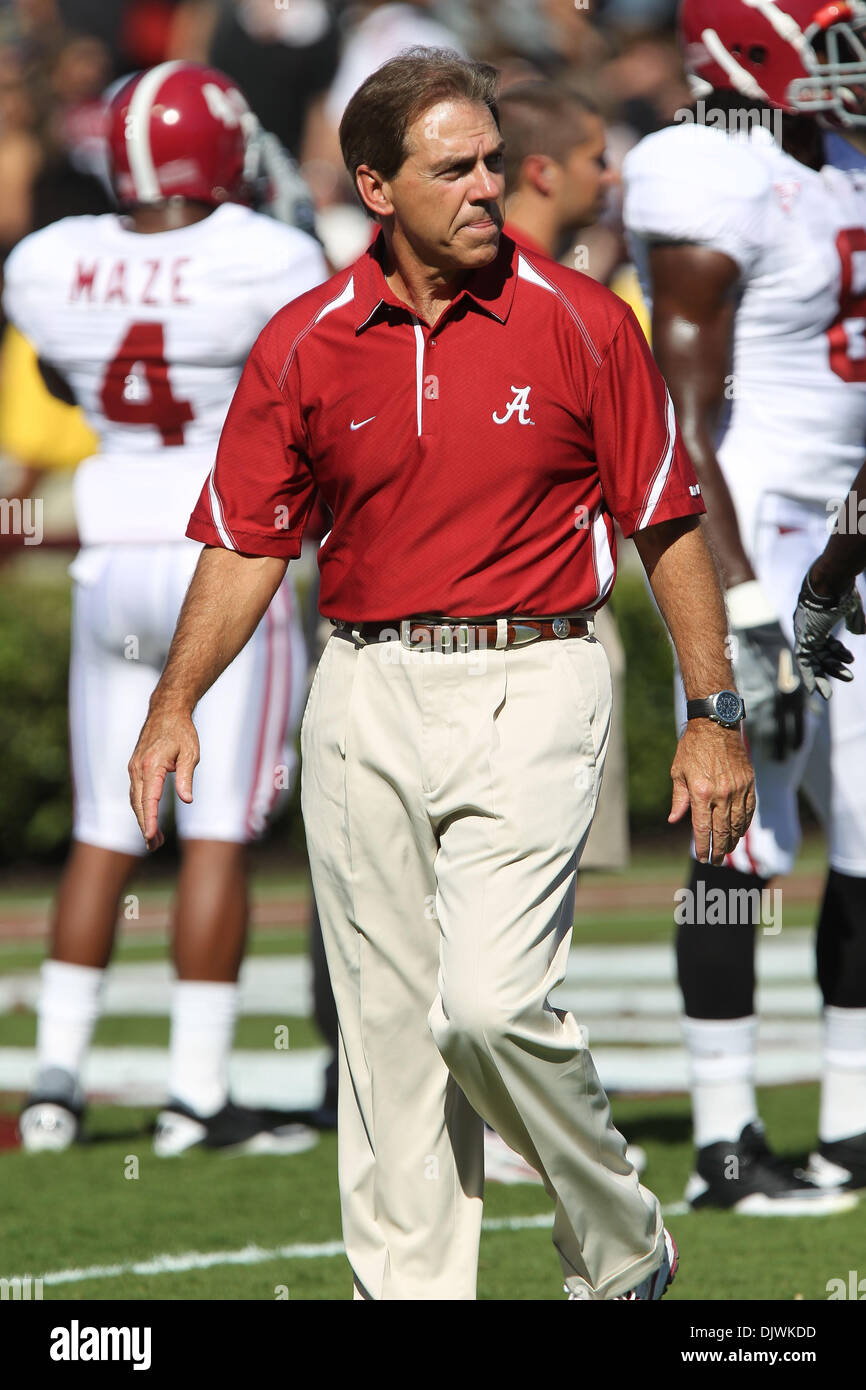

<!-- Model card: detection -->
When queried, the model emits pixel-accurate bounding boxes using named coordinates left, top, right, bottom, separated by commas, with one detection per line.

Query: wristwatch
left=686, top=690, right=746, bottom=729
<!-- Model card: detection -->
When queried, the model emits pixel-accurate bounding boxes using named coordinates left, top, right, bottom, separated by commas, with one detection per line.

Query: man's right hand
left=129, top=706, right=200, bottom=851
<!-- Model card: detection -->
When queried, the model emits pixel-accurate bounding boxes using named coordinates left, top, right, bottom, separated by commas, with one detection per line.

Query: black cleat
left=153, top=1099, right=319, bottom=1157
left=685, top=1122, right=857, bottom=1215
left=805, top=1131, right=866, bottom=1191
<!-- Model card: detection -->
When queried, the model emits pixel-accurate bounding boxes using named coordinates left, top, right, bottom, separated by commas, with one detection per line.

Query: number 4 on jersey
left=100, top=322, right=194, bottom=445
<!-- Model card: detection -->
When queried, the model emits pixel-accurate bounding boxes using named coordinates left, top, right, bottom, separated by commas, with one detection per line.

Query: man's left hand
left=668, top=723, right=755, bottom=865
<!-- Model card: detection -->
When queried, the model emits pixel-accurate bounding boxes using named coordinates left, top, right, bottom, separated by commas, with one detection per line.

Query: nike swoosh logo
left=350, top=416, right=376, bottom=430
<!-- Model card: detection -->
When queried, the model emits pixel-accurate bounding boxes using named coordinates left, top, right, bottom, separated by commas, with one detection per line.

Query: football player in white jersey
left=624, top=0, right=866, bottom=1211
left=3, top=61, right=329, bottom=1155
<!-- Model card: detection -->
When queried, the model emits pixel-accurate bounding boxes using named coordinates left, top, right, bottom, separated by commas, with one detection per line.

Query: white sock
left=682, top=1015, right=759, bottom=1149
left=820, top=1006, right=866, bottom=1143
left=168, top=980, right=239, bottom=1118
left=34, top=959, right=106, bottom=1103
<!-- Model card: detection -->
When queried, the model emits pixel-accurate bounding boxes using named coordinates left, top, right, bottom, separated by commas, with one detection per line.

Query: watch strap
left=686, top=698, right=715, bottom=721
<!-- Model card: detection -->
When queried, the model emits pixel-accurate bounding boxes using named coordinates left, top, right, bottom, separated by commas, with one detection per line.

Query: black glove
left=793, top=571, right=865, bottom=699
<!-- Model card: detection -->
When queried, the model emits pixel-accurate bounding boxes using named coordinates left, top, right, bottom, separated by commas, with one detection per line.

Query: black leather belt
left=331, top=615, right=592, bottom=651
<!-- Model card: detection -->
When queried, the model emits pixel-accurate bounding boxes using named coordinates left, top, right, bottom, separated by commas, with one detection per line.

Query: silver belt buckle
left=510, top=623, right=542, bottom=647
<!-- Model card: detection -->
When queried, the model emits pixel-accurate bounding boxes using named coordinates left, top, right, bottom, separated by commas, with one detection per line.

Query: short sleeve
left=590, top=308, right=706, bottom=537
left=186, top=329, right=317, bottom=558
left=623, top=125, right=770, bottom=278
left=3, top=230, right=47, bottom=349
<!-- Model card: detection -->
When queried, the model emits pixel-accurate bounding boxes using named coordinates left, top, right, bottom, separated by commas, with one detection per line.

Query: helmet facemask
left=788, top=7, right=866, bottom=126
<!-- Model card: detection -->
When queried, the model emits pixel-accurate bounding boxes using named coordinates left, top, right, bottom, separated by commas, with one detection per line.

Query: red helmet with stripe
left=679, top=0, right=866, bottom=124
left=107, top=61, right=256, bottom=208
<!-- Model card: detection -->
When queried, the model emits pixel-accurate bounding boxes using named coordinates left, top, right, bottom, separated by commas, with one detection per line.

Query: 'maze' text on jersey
left=69, top=258, right=192, bottom=307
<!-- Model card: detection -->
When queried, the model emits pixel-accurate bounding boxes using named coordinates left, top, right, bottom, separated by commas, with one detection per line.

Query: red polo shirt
left=187, top=231, right=704, bottom=619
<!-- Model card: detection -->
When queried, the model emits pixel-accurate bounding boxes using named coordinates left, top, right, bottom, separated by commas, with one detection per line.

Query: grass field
left=1, top=1086, right=861, bottom=1301
left=1, top=836, right=861, bottom=1303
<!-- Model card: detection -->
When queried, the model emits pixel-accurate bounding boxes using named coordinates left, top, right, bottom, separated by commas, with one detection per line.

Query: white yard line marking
left=0, top=932, right=819, bottom=1016
left=17, top=1208, right=689, bottom=1288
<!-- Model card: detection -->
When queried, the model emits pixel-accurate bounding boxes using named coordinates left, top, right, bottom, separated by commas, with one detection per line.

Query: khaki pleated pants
left=300, top=626, right=664, bottom=1300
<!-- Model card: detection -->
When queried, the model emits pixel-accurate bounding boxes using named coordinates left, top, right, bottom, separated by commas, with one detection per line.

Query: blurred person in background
left=499, top=80, right=615, bottom=257
left=169, top=0, right=340, bottom=158
left=0, top=25, right=111, bottom=266
left=0, top=24, right=111, bottom=518
left=300, top=0, right=467, bottom=264
left=624, top=0, right=866, bottom=1211
left=47, top=30, right=113, bottom=183
left=0, top=40, right=45, bottom=255
left=4, top=60, right=328, bottom=1157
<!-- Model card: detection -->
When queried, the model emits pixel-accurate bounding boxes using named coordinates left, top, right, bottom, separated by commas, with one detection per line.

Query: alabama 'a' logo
left=492, top=385, right=535, bottom=425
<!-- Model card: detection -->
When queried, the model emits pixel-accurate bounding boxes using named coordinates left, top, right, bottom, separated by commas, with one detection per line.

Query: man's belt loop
left=495, top=619, right=508, bottom=650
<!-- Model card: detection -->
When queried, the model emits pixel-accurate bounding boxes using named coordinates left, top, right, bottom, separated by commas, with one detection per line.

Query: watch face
left=714, top=691, right=742, bottom=724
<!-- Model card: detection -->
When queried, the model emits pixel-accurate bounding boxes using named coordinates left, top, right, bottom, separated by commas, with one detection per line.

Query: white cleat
left=614, top=1227, right=679, bottom=1300
left=565, top=1229, right=678, bottom=1301
left=18, top=1100, right=80, bottom=1153
left=153, top=1109, right=209, bottom=1157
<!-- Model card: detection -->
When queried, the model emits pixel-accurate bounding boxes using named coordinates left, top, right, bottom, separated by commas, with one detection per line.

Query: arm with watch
left=632, top=514, right=755, bottom=866
left=645, top=242, right=805, bottom=762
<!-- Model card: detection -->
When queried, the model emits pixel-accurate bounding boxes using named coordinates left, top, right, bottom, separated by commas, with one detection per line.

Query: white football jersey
left=3, top=202, right=328, bottom=543
left=624, top=122, right=866, bottom=530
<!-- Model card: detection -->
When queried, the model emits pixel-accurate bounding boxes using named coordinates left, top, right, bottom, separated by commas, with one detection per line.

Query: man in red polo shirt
left=130, top=50, right=755, bottom=1301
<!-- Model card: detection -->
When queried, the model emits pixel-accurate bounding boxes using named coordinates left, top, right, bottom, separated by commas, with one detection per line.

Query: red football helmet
left=107, top=61, right=257, bottom=208
left=679, top=0, right=866, bottom=124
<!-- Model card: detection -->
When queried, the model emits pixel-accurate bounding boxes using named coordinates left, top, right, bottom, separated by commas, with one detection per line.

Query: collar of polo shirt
left=353, top=229, right=519, bottom=334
